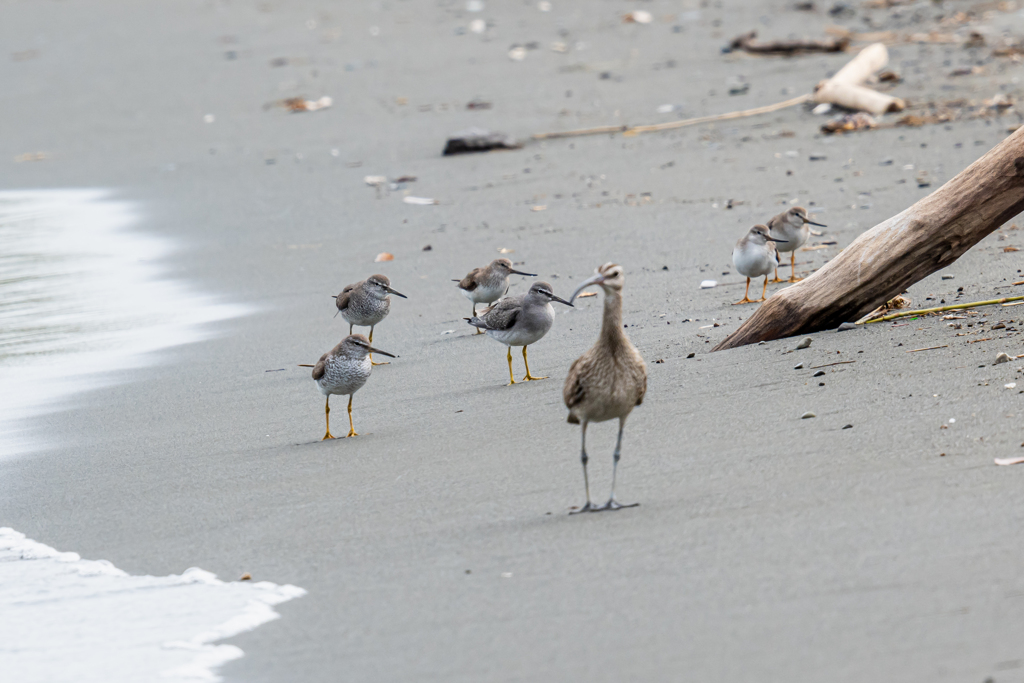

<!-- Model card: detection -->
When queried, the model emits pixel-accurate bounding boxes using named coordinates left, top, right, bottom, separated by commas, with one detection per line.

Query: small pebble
left=794, top=362, right=804, bottom=369
left=837, top=322, right=857, bottom=331
left=941, top=274, right=955, bottom=280
left=813, top=370, right=825, bottom=377
left=842, top=424, right=853, bottom=429
left=686, top=352, right=696, bottom=358
left=796, top=337, right=812, bottom=349
left=801, top=411, right=816, bottom=419
left=995, top=352, right=1011, bottom=364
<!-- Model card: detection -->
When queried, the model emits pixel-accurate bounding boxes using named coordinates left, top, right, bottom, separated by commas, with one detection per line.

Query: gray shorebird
left=310, top=334, right=396, bottom=440
left=732, top=225, right=785, bottom=305
left=563, top=263, right=647, bottom=514
left=767, top=206, right=826, bottom=282
left=454, top=258, right=537, bottom=334
left=334, top=274, right=406, bottom=365
left=466, top=281, right=572, bottom=384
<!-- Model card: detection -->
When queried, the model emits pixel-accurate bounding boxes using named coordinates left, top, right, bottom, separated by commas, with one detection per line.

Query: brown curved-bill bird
left=563, top=263, right=647, bottom=513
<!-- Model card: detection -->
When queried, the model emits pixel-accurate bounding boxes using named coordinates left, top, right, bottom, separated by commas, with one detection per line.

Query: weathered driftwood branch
left=713, top=126, right=1024, bottom=351
left=813, top=43, right=905, bottom=115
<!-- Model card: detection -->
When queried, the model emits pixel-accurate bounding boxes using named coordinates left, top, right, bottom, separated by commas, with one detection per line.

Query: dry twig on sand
left=861, top=296, right=1024, bottom=323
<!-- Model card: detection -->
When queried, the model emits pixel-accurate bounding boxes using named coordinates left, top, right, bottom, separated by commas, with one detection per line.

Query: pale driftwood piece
left=713, top=127, right=1024, bottom=351
left=813, top=43, right=905, bottom=115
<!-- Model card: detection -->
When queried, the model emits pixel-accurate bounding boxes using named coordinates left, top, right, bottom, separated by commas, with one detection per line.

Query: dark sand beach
left=3, top=1, right=1024, bottom=680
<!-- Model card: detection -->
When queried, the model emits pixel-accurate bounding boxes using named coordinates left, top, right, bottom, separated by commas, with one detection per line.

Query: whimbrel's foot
left=569, top=501, right=597, bottom=515
left=732, top=298, right=755, bottom=305
left=598, top=499, right=639, bottom=511
left=521, top=374, right=548, bottom=381
left=322, top=432, right=336, bottom=441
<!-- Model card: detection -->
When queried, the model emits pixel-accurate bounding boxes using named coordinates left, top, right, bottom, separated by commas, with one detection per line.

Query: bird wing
left=336, top=283, right=356, bottom=311
left=457, top=268, right=482, bottom=292
left=479, top=296, right=520, bottom=331
left=563, top=355, right=588, bottom=409
left=311, top=352, right=329, bottom=380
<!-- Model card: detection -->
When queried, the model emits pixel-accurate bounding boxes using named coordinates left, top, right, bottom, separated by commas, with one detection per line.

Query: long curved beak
left=510, top=269, right=537, bottom=276
left=805, top=219, right=827, bottom=227
left=569, top=273, right=605, bottom=303
left=368, top=346, right=397, bottom=358
left=550, top=294, right=574, bottom=307
left=385, top=286, right=407, bottom=299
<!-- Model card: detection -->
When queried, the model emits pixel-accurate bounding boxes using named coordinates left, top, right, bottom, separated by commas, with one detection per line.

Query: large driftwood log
left=713, top=127, right=1024, bottom=351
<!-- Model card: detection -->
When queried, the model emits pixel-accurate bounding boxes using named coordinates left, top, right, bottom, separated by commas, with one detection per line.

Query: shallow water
left=0, top=190, right=303, bottom=681
left=0, top=189, right=247, bottom=455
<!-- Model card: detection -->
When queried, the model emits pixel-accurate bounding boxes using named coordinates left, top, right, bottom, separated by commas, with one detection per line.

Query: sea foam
left=0, top=528, right=306, bottom=682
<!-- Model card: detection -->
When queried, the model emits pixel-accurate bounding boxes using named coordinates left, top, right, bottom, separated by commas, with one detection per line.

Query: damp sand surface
left=2, top=2, right=1024, bottom=682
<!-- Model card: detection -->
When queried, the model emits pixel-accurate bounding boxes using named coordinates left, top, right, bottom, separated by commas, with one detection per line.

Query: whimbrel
left=466, top=281, right=572, bottom=384
left=564, top=263, right=647, bottom=513
left=310, top=334, right=396, bottom=439
left=732, top=225, right=785, bottom=305
left=767, top=207, right=826, bottom=282
left=334, top=274, right=406, bottom=364
left=454, top=258, right=536, bottom=334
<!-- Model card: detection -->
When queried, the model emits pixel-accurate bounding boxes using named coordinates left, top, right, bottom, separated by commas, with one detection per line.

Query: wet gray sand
left=2, top=1, right=1024, bottom=681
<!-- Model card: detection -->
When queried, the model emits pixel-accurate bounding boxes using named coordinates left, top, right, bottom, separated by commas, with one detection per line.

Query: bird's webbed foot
left=569, top=501, right=597, bottom=515
left=599, top=499, right=639, bottom=511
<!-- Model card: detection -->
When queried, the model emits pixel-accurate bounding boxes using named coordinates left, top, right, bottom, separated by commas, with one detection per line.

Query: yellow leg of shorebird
left=346, top=395, right=358, bottom=437
left=770, top=265, right=784, bottom=284
left=521, top=345, right=548, bottom=381
left=473, top=304, right=484, bottom=334
left=322, top=397, right=335, bottom=440
left=369, top=326, right=389, bottom=366
left=755, top=275, right=768, bottom=302
left=505, top=346, right=516, bottom=385
left=787, top=251, right=802, bottom=283
left=733, top=277, right=755, bottom=305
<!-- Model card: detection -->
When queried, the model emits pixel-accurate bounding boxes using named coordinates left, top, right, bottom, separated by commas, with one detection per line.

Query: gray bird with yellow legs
left=309, top=334, right=396, bottom=440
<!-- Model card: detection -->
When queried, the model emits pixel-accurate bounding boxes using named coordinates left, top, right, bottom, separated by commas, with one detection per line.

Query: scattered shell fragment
left=508, top=46, right=527, bottom=61
left=623, top=10, right=653, bottom=23
left=996, top=352, right=1011, bottom=364
left=364, top=175, right=388, bottom=187
left=239, top=573, right=252, bottom=581
left=794, top=362, right=804, bottom=369
left=796, top=337, right=812, bottom=350
left=941, top=274, right=955, bottom=280
left=813, top=370, right=825, bottom=377
left=403, top=196, right=438, bottom=205
left=801, top=411, right=816, bottom=419
left=470, top=19, right=486, bottom=34
left=842, top=424, right=853, bottom=429
left=284, top=96, right=332, bottom=112
left=375, top=252, right=394, bottom=262
left=1006, top=383, right=1018, bottom=389
left=700, top=280, right=718, bottom=289
left=531, top=205, right=547, bottom=211
left=995, top=457, right=1024, bottom=466
left=498, top=247, right=514, bottom=254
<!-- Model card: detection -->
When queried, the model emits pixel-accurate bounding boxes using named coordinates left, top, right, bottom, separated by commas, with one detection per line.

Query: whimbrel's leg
left=787, top=251, right=802, bottom=283
left=346, top=394, right=358, bottom=437
left=369, top=326, right=389, bottom=365
left=570, top=421, right=595, bottom=514
left=755, top=275, right=768, bottom=302
left=521, top=345, right=548, bottom=381
left=602, top=417, right=639, bottom=511
left=322, top=396, right=335, bottom=440
left=733, top=277, right=755, bottom=305
left=348, top=324, right=353, bottom=335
